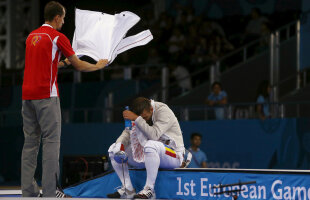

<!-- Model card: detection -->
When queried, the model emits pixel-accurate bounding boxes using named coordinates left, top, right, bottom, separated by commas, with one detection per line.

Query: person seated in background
left=206, top=81, right=228, bottom=120
left=256, top=80, right=272, bottom=120
left=187, top=133, right=207, bottom=168
left=168, top=27, right=185, bottom=54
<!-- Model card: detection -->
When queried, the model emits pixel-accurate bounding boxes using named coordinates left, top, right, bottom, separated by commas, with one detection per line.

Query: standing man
left=21, top=1, right=108, bottom=197
left=107, top=97, right=185, bottom=199
left=187, top=133, right=208, bottom=168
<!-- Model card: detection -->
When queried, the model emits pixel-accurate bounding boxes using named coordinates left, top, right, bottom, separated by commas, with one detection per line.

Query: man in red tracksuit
left=21, top=1, right=108, bottom=197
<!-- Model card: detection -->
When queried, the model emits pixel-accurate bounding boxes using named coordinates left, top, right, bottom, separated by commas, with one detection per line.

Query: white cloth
left=129, top=122, right=147, bottom=163
left=72, top=8, right=153, bottom=63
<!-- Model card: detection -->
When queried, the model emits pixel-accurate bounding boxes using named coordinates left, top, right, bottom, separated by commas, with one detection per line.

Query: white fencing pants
left=108, top=140, right=182, bottom=190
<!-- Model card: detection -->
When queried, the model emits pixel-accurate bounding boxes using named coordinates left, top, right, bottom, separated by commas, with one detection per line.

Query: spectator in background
left=188, top=133, right=207, bottom=168
left=191, top=37, right=209, bottom=67
left=168, top=28, right=185, bottom=54
left=245, top=8, right=269, bottom=42
left=185, top=7, right=195, bottom=24
left=142, top=48, right=162, bottom=80
left=256, top=22, right=272, bottom=53
left=256, top=80, right=272, bottom=120
left=171, top=64, right=192, bottom=93
left=186, top=25, right=200, bottom=62
left=200, top=20, right=226, bottom=38
left=207, top=32, right=223, bottom=62
left=206, top=81, right=228, bottom=120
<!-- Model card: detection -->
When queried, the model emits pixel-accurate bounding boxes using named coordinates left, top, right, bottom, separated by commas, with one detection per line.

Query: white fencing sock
left=144, top=147, right=160, bottom=190
left=110, top=156, right=134, bottom=191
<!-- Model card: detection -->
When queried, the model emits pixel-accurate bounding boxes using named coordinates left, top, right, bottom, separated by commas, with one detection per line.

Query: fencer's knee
left=144, top=140, right=159, bottom=153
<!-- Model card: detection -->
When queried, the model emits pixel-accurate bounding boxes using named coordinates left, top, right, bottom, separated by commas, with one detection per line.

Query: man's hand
left=64, top=58, right=71, bottom=65
left=96, top=59, right=108, bottom=70
left=58, top=58, right=70, bottom=68
left=123, top=110, right=138, bottom=121
left=68, top=55, right=108, bottom=72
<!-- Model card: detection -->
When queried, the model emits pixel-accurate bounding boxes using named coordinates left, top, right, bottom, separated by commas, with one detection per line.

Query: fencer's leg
left=109, top=152, right=134, bottom=191
left=144, top=141, right=160, bottom=190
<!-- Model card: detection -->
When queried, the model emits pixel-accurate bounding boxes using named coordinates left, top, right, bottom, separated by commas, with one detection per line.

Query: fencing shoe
left=107, top=186, right=136, bottom=198
left=133, top=186, right=156, bottom=199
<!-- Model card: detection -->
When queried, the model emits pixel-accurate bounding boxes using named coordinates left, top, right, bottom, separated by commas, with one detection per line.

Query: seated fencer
left=107, top=97, right=189, bottom=199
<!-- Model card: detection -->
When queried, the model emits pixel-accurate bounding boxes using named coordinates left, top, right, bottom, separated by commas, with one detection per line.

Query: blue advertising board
left=64, top=169, right=310, bottom=200
left=60, top=118, right=310, bottom=170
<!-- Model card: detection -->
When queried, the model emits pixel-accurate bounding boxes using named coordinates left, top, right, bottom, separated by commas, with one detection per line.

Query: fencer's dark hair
left=44, top=1, right=65, bottom=22
left=130, top=97, right=151, bottom=115
left=191, top=133, right=202, bottom=140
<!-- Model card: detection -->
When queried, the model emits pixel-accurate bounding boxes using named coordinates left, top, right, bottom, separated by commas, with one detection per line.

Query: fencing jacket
left=72, top=8, right=153, bottom=63
left=116, top=101, right=185, bottom=154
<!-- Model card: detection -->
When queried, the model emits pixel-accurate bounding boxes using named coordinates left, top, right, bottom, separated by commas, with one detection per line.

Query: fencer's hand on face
left=123, top=110, right=138, bottom=121
left=96, top=59, right=108, bottom=70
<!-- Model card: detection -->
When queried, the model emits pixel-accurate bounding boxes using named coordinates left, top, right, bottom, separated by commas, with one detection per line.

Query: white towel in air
left=72, top=8, right=153, bottom=63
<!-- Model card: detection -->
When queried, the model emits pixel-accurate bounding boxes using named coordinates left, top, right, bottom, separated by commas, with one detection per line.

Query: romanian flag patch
left=165, top=146, right=176, bottom=158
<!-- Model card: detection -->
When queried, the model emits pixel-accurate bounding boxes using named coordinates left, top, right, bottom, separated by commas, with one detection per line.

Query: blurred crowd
left=0, top=1, right=300, bottom=94
left=113, top=2, right=299, bottom=92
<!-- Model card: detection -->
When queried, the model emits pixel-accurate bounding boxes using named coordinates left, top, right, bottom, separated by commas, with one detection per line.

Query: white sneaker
left=133, top=186, right=156, bottom=199
left=56, top=188, right=71, bottom=198
left=107, top=186, right=136, bottom=199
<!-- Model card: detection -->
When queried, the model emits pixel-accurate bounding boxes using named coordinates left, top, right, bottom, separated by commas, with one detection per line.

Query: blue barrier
left=60, top=118, right=310, bottom=169
left=1, top=118, right=310, bottom=185
left=64, top=168, right=310, bottom=200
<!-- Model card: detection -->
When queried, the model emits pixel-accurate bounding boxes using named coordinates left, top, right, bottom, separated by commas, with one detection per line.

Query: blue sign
left=60, top=118, right=309, bottom=170
left=64, top=169, right=310, bottom=200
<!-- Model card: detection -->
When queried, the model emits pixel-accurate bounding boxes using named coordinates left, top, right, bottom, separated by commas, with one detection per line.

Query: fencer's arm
left=68, top=54, right=108, bottom=72
left=135, top=109, right=171, bottom=141
left=116, top=129, right=130, bottom=147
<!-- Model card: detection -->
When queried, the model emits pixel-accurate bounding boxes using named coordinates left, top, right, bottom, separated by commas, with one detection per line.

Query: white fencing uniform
left=108, top=100, right=185, bottom=191
left=72, top=8, right=153, bottom=63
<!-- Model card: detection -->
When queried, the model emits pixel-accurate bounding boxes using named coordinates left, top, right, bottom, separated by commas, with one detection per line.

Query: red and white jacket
left=22, top=24, right=75, bottom=100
